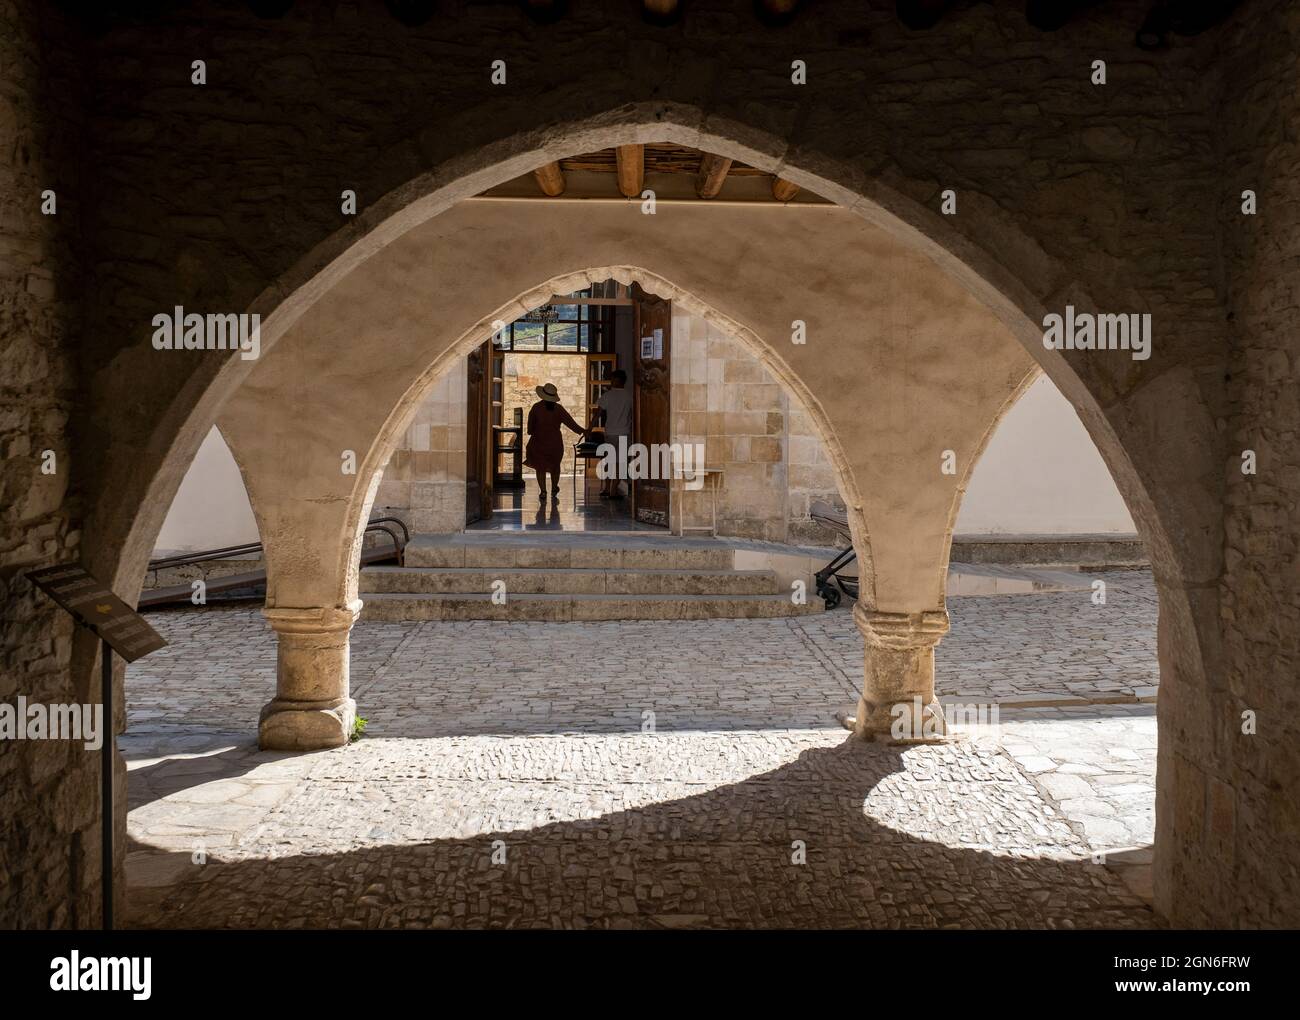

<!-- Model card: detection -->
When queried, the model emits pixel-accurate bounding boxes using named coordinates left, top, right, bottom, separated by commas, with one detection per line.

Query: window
left=491, top=303, right=611, bottom=353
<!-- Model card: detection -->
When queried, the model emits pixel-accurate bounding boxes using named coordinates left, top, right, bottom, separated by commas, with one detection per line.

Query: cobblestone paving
left=124, top=573, right=1160, bottom=929
left=799, top=570, right=1159, bottom=705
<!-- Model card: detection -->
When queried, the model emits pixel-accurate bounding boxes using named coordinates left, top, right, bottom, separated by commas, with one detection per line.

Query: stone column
left=853, top=604, right=950, bottom=742
left=258, top=601, right=361, bottom=751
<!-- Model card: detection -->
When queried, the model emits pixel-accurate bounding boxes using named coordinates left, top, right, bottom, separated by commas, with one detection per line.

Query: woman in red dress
left=523, top=383, right=586, bottom=502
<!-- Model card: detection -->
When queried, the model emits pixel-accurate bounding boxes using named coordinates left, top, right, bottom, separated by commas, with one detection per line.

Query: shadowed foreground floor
left=126, top=731, right=1154, bottom=929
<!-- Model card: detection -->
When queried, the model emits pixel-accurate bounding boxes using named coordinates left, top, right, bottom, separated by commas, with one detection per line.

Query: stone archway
left=105, top=109, right=1208, bottom=623
left=211, top=194, right=1040, bottom=755
left=340, top=265, right=875, bottom=604
left=16, top=0, right=1300, bottom=933
left=89, top=112, right=1220, bottom=928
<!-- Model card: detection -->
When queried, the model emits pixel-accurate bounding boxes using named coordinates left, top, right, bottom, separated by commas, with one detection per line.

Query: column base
left=258, top=602, right=361, bottom=752
left=854, top=696, right=951, bottom=744
left=259, top=696, right=356, bottom=751
left=852, top=604, right=951, bottom=743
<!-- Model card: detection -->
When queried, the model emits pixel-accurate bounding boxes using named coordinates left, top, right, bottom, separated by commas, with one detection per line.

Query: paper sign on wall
left=652, top=328, right=664, bottom=359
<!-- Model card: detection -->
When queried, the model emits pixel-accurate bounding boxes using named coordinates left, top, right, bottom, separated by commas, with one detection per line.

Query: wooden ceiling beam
left=615, top=144, right=644, bottom=198
left=695, top=153, right=733, bottom=199
left=532, top=161, right=566, bottom=197
left=771, top=177, right=801, bottom=202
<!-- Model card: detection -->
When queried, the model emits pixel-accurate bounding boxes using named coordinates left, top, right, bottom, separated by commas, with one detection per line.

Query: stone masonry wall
left=0, top=0, right=100, bottom=928
left=672, top=310, right=841, bottom=544
left=373, top=359, right=466, bottom=534
left=673, top=309, right=788, bottom=542
left=786, top=401, right=846, bottom=546
left=9, top=0, right=1290, bottom=926
left=1201, top=0, right=1300, bottom=929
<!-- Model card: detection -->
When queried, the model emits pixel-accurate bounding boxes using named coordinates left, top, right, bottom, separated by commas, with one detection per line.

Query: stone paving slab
left=981, top=704, right=1158, bottom=851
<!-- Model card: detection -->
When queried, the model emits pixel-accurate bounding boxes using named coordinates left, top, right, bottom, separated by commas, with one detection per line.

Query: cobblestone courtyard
left=124, top=571, right=1159, bottom=928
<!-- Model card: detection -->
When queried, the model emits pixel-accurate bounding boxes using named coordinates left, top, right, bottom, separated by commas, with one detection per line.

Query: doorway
left=464, top=280, right=670, bottom=533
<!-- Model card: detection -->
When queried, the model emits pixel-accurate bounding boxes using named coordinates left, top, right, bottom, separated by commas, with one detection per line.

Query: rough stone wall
left=8, top=0, right=1285, bottom=928
left=1196, top=0, right=1300, bottom=929
left=0, top=0, right=100, bottom=928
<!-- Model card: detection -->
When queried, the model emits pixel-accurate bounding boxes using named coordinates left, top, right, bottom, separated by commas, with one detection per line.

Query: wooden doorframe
left=464, top=339, right=494, bottom=525
left=631, top=283, right=671, bottom=529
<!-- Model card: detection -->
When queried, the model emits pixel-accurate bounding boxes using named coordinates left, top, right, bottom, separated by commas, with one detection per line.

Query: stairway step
left=361, top=592, right=824, bottom=622
left=361, top=566, right=780, bottom=596
left=405, top=535, right=733, bottom=570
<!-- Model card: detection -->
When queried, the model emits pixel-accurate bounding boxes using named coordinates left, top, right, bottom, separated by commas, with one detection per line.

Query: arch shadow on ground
left=124, top=738, right=1156, bottom=930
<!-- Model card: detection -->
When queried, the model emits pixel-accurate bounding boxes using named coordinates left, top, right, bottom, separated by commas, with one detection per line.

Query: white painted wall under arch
left=956, top=374, right=1136, bottom=536
left=153, top=427, right=260, bottom=555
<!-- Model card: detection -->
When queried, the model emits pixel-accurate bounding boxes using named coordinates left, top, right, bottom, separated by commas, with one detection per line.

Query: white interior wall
left=953, top=374, right=1136, bottom=535
left=153, top=426, right=260, bottom=554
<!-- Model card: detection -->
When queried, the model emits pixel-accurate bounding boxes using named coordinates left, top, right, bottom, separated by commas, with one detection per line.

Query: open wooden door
left=464, top=339, right=493, bottom=524
left=632, top=284, right=671, bottom=528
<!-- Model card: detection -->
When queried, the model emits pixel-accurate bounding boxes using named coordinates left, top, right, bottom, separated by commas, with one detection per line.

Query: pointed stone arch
left=89, top=105, right=1219, bottom=929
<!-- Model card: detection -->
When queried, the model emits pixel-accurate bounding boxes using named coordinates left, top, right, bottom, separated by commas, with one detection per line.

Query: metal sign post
left=26, top=564, right=168, bottom=931
left=99, top=633, right=113, bottom=929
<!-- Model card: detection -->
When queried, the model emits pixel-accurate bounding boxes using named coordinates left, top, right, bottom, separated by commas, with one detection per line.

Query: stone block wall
left=0, top=0, right=101, bottom=928
left=373, top=360, right=466, bottom=534
left=786, top=402, right=847, bottom=546
left=673, top=310, right=792, bottom=542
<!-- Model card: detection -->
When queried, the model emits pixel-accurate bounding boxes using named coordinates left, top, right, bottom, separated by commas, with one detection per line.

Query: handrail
left=364, top=523, right=404, bottom=567
left=366, top=516, right=410, bottom=546
left=148, top=542, right=262, bottom=571
left=147, top=518, right=409, bottom=573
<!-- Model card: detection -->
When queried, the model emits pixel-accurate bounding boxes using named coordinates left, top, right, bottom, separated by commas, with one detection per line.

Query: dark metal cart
left=810, top=500, right=859, bottom=609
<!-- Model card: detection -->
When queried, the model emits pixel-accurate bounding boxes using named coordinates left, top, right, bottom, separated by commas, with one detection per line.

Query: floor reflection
left=469, top=474, right=663, bottom=533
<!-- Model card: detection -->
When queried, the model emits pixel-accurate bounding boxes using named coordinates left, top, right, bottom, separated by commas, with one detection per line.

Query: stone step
left=361, top=565, right=781, bottom=596
left=361, top=592, right=824, bottom=622
left=404, top=534, right=734, bottom=570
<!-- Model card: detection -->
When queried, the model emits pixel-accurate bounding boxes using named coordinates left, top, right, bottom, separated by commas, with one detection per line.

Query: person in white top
left=595, top=369, right=633, bottom=499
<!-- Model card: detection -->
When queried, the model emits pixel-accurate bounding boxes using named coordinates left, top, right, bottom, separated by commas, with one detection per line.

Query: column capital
left=853, top=605, right=950, bottom=650
left=263, top=600, right=363, bottom=636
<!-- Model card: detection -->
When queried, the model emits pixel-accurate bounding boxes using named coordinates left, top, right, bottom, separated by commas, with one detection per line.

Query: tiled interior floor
left=468, top=475, right=662, bottom=533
